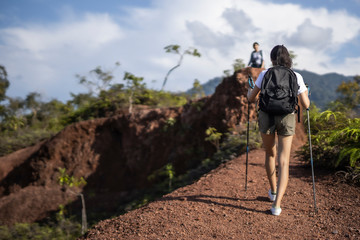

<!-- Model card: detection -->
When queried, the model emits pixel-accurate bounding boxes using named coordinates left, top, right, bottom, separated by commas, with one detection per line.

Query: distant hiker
left=248, top=42, right=265, bottom=68
left=247, top=45, right=310, bottom=216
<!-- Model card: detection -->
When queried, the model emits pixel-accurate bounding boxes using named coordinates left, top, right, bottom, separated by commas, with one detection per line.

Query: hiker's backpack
left=259, top=66, right=299, bottom=115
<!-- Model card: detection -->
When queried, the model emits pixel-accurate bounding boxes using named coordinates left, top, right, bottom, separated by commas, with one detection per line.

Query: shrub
left=0, top=128, right=56, bottom=157
left=298, top=109, right=360, bottom=172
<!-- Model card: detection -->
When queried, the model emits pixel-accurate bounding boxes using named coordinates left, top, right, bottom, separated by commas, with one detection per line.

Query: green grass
left=0, top=219, right=82, bottom=240
left=0, top=128, right=57, bottom=157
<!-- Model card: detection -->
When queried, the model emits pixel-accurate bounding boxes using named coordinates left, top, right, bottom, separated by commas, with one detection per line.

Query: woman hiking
left=248, top=42, right=265, bottom=68
left=247, top=45, right=310, bottom=216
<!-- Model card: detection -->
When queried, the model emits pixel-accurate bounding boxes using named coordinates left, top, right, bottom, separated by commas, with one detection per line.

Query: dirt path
left=81, top=148, right=360, bottom=239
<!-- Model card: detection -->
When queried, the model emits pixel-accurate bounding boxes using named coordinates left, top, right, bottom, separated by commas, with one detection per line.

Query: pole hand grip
left=248, top=75, right=255, bottom=89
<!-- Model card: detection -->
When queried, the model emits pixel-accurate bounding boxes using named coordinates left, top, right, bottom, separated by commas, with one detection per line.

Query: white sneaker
left=270, top=206, right=282, bottom=216
left=268, top=189, right=276, bottom=201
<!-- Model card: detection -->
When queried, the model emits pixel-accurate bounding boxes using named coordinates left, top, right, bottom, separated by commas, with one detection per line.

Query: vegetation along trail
left=1, top=63, right=359, bottom=239
left=82, top=145, right=360, bottom=239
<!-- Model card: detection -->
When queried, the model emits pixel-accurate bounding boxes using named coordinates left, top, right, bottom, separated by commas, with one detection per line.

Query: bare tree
left=162, top=45, right=201, bottom=90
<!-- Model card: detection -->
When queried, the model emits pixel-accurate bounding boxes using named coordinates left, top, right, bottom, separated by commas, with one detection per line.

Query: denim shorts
left=258, top=110, right=296, bottom=136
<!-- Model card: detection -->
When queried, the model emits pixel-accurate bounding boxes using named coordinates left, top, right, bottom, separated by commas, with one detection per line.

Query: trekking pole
left=306, top=85, right=318, bottom=213
left=245, top=75, right=255, bottom=191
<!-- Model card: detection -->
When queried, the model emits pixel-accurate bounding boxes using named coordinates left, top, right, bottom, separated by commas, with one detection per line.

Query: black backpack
left=259, top=66, right=299, bottom=115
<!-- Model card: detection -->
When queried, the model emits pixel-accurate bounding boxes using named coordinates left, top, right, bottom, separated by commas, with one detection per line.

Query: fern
left=205, top=127, right=223, bottom=151
left=343, top=127, right=360, bottom=141
left=337, top=148, right=360, bottom=167
left=299, top=109, right=360, bottom=171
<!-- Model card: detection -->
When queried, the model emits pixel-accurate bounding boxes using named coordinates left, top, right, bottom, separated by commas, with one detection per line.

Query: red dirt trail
left=81, top=142, right=360, bottom=239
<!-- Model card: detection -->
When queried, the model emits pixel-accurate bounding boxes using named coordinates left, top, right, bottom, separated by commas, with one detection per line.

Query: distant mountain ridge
left=295, top=69, right=353, bottom=109
left=187, top=69, right=354, bottom=110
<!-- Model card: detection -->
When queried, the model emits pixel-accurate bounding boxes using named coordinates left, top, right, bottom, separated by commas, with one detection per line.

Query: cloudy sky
left=1, top=0, right=360, bottom=102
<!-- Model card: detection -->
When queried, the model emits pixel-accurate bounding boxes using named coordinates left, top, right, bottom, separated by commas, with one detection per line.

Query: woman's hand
left=247, top=85, right=260, bottom=102
left=299, top=91, right=310, bottom=109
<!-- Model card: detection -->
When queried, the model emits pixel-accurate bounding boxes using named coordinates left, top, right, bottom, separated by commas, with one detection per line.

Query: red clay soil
left=82, top=138, right=360, bottom=239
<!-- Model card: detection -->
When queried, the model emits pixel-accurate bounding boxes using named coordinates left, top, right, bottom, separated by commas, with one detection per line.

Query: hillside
left=297, top=70, right=353, bottom=109
left=187, top=69, right=354, bottom=110
left=0, top=68, right=263, bottom=226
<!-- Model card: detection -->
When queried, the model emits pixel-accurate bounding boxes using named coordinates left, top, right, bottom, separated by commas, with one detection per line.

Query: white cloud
left=186, top=21, right=235, bottom=52
left=335, top=57, right=360, bottom=75
left=1, top=0, right=360, bottom=102
left=1, top=13, right=124, bottom=100
left=2, top=13, right=123, bottom=59
left=222, top=8, right=256, bottom=34
left=285, top=18, right=333, bottom=49
left=301, top=8, right=360, bottom=45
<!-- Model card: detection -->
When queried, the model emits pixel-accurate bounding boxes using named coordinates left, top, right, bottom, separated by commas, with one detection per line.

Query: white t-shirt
left=253, top=51, right=263, bottom=66
left=255, top=69, right=307, bottom=95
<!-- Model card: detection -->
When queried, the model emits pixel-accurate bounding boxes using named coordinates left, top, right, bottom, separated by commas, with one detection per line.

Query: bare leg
left=261, top=133, right=277, bottom=193
left=273, top=135, right=293, bottom=208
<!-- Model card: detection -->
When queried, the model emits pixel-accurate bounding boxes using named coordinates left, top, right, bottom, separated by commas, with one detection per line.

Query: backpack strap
left=259, top=67, right=273, bottom=95
left=260, top=67, right=275, bottom=125
left=297, top=105, right=300, bottom=123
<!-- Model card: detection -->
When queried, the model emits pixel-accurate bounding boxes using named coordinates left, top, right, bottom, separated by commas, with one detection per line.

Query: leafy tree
left=24, top=92, right=42, bottom=125
left=105, top=83, right=125, bottom=99
left=0, top=97, right=24, bottom=129
left=1, top=115, right=25, bottom=131
left=222, top=58, right=245, bottom=78
left=68, top=92, right=96, bottom=110
left=289, top=50, right=297, bottom=66
left=76, top=62, right=120, bottom=96
left=232, top=58, right=245, bottom=72
left=37, top=99, right=72, bottom=130
left=7, top=97, right=25, bottom=117
left=192, top=79, right=205, bottom=99
left=162, top=45, right=201, bottom=90
left=64, top=63, right=125, bottom=123
left=123, top=72, right=145, bottom=113
left=355, top=75, right=360, bottom=84
left=334, top=75, right=360, bottom=116
left=0, top=65, right=9, bottom=102
left=0, top=65, right=10, bottom=117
